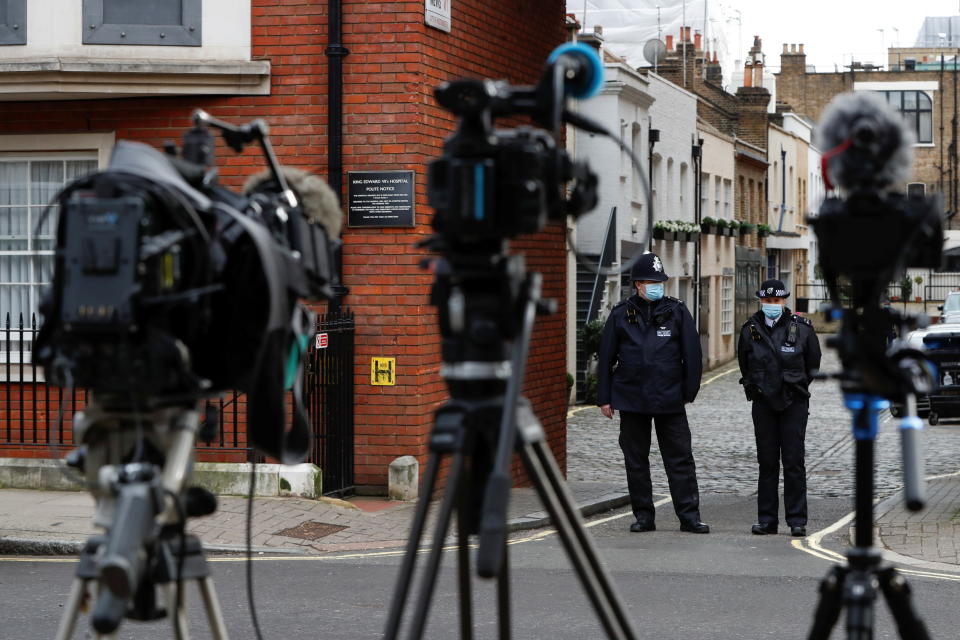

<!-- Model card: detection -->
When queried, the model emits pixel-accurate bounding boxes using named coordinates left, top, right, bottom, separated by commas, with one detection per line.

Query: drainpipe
left=326, top=0, right=350, bottom=308
left=648, top=126, right=660, bottom=250
left=692, top=137, right=703, bottom=329
left=777, top=145, right=786, bottom=232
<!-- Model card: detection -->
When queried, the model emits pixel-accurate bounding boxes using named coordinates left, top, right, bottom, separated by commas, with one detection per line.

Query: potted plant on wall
left=728, top=219, right=741, bottom=237
left=757, top=223, right=771, bottom=238
left=914, top=275, right=924, bottom=303
left=701, top=216, right=717, bottom=234
left=715, top=218, right=729, bottom=237
left=653, top=220, right=670, bottom=241
left=740, top=222, right=757, bottom=235
left=686, top=220, right=701, bottom=243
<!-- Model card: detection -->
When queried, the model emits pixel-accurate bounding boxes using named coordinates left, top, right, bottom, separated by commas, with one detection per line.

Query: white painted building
left=645, top=72, right=699, bottom=309
left=697, top=119, right=737, bottom=368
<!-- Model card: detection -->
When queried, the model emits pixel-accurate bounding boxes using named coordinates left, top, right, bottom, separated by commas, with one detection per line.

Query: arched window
left=879, top=90, right=933, bottom=143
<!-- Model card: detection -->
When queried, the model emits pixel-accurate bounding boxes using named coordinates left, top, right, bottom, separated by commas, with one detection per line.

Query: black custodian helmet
left=629, top=252, right=668, bottom=282
left=756, top=279, right=790, bottom=298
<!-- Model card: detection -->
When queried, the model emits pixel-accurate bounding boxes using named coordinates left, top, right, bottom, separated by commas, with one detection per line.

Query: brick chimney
left=694, top=30, right=702, bottom=51
left=736, top=36, right=771, bottom=151
left=666, top=34, right=673, bottom=50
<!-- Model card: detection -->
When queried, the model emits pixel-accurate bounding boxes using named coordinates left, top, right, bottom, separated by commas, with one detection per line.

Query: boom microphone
left=244, top=167, right=343, bottom=238
left=816, top=91, right=914, bottom=193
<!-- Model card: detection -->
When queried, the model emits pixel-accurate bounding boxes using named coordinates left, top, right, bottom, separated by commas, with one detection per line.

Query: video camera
left=34, top=110, right=342, bottom=462
left=812, top=92, right=943, bottom=399
left=426, top=43, right=601, bottom=247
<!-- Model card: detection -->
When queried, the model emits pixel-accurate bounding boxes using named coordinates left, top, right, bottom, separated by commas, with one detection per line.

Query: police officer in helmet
left=597, top=252, right=708, bottom=534
left=738, top=279, right=821, bottom=537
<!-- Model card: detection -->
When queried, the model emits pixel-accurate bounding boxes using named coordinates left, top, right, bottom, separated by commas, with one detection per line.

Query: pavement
left=2, top=335, right=960, bottom=570
left=0, top=478, right=631, bottom=556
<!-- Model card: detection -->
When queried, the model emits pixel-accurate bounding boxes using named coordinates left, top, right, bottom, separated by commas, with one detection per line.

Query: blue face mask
left=762, top=303, right=783, bottom=320
left=644, top=283, right=664, bottom=301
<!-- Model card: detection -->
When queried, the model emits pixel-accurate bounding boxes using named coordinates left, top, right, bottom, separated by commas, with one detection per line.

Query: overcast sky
left=570, top=1, right=960, bottom=75
left=726, top=0, right=960, bottom=72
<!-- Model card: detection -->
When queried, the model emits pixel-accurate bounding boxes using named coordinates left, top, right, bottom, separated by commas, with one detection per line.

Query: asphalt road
left=4, top=493, right=960, bottom=639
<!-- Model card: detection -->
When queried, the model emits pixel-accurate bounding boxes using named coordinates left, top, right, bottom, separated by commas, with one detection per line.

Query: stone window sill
left=0, top=58, right=270, bottom=101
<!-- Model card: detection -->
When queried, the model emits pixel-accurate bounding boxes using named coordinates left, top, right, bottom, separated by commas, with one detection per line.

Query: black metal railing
left=1, top=313, right=87, bottom=449
left=1, top=310, right=357, bottom=496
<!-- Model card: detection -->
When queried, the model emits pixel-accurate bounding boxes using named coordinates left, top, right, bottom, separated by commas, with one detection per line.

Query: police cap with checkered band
left=756, top=278, right=790, bottom=299
left=629, top=252, right=669, bottom=282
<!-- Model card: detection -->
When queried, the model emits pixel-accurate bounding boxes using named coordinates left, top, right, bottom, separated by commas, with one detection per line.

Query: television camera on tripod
left=33, top=109, right=342, bottom=639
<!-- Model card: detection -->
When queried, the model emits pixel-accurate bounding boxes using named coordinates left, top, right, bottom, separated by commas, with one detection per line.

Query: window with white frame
left=723, top=179, right=732, bottom=219
left=700, top=172, right=710, bottom=219
left=879, top=90, right=933, bottom=144
left=1, top=154, right=98, bottom=327
left=721, top=275, right=734, bottom=335
left=714, top=175, right=721, bottom=218
left=0, top=134, right=111, bottom=375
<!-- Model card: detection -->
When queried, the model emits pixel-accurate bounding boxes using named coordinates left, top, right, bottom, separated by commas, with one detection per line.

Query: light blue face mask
left=762, top=303, right=783, bottom=320
left=644, top=283, right=664, bottom=301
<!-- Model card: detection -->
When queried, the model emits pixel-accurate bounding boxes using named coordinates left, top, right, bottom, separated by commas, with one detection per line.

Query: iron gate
left=735, top=246, right=762, bottom=345
left=304, top=309, right=356, bottom=496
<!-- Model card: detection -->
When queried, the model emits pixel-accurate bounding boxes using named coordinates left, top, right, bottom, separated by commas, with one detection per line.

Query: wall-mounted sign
left=371, top=357, right=396, bottom=386
left=315, top=332, right=328, bottom=349
left=425, top=0, right=451, bottom=33
left=347, top=170, right=416, bottom=228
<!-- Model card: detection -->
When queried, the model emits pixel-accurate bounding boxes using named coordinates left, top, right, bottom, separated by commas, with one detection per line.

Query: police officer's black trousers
left=752, top=398, right=809, bottom=527
left=618, top=410, right=701, bottom=525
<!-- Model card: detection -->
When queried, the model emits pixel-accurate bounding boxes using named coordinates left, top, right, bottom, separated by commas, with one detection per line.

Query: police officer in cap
left=597, top=252, right=709, bottom=534
left=738, top=279, right=821, bottom=537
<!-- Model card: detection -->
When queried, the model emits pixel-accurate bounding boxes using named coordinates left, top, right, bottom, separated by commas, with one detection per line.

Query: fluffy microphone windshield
left=816, top=91, right=914, bottom=193
left=244, top=167, right=343, bottom=237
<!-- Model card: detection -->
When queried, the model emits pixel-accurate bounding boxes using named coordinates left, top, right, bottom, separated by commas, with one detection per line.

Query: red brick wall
left=0, top=0, right=569, bottom=489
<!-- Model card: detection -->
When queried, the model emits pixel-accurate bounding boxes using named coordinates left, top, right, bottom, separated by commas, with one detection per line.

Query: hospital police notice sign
left=347, top=170, right=416, bottom=228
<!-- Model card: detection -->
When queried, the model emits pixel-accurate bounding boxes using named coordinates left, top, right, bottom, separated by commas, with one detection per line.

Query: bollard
left=388, top=455, right=419, bottom=501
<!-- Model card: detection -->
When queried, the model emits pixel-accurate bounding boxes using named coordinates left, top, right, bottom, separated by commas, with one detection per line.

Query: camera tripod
left=53, top=403, right=230, bottom=640
left=807, top=393, right=931, bottom=640
left=384, top=252, right=638, bottom=640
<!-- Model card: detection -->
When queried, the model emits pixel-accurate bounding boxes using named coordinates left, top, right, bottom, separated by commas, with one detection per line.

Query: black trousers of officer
left=752, top=397, right=809, bottom=527
left=619, top=410, right=701, bottom=525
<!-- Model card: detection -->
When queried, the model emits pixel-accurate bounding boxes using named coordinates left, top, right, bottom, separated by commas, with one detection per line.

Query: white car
left=939, top=292, right=960, bottom=324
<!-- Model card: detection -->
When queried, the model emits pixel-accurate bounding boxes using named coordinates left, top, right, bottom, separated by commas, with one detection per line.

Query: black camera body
left=34, top=114, right=341, bottom=463
left=814, top=191, right=943, bottom=292
left=426, top=78, right=597, bottom=246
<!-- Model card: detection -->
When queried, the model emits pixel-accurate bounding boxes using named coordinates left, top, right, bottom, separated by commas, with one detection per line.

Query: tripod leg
left=407, top=450, right=467, bottom=640
left=497, top=537, right=511, bottom=640
left=384, top=450, right=443, bottom=640
left=522, top=440, right=633, bottom=640
left=807, top=566, right=847, bottom=640
left=197, top=577, right=231, bottom=640
left=55, top=578, right=90, bottom=640
left=878, top=568, right=932, bottom=640
left=167, top=583, right=191, bottom=640
left=457, top=501, right=474, bottom=640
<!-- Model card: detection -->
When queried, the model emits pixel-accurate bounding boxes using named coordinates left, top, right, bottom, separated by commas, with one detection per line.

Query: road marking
left=793, top=470, right=960, bottom=582
left=701, top=363, right=740, bottom=386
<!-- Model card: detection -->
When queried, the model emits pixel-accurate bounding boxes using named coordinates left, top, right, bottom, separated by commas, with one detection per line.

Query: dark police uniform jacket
left=597, top=295, right=702, bottom=414
left=737, top=309, right=822, bottom=411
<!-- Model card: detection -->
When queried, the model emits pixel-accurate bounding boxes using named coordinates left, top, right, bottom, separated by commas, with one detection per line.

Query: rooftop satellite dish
left=643, top=39, right=668, bottom=67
